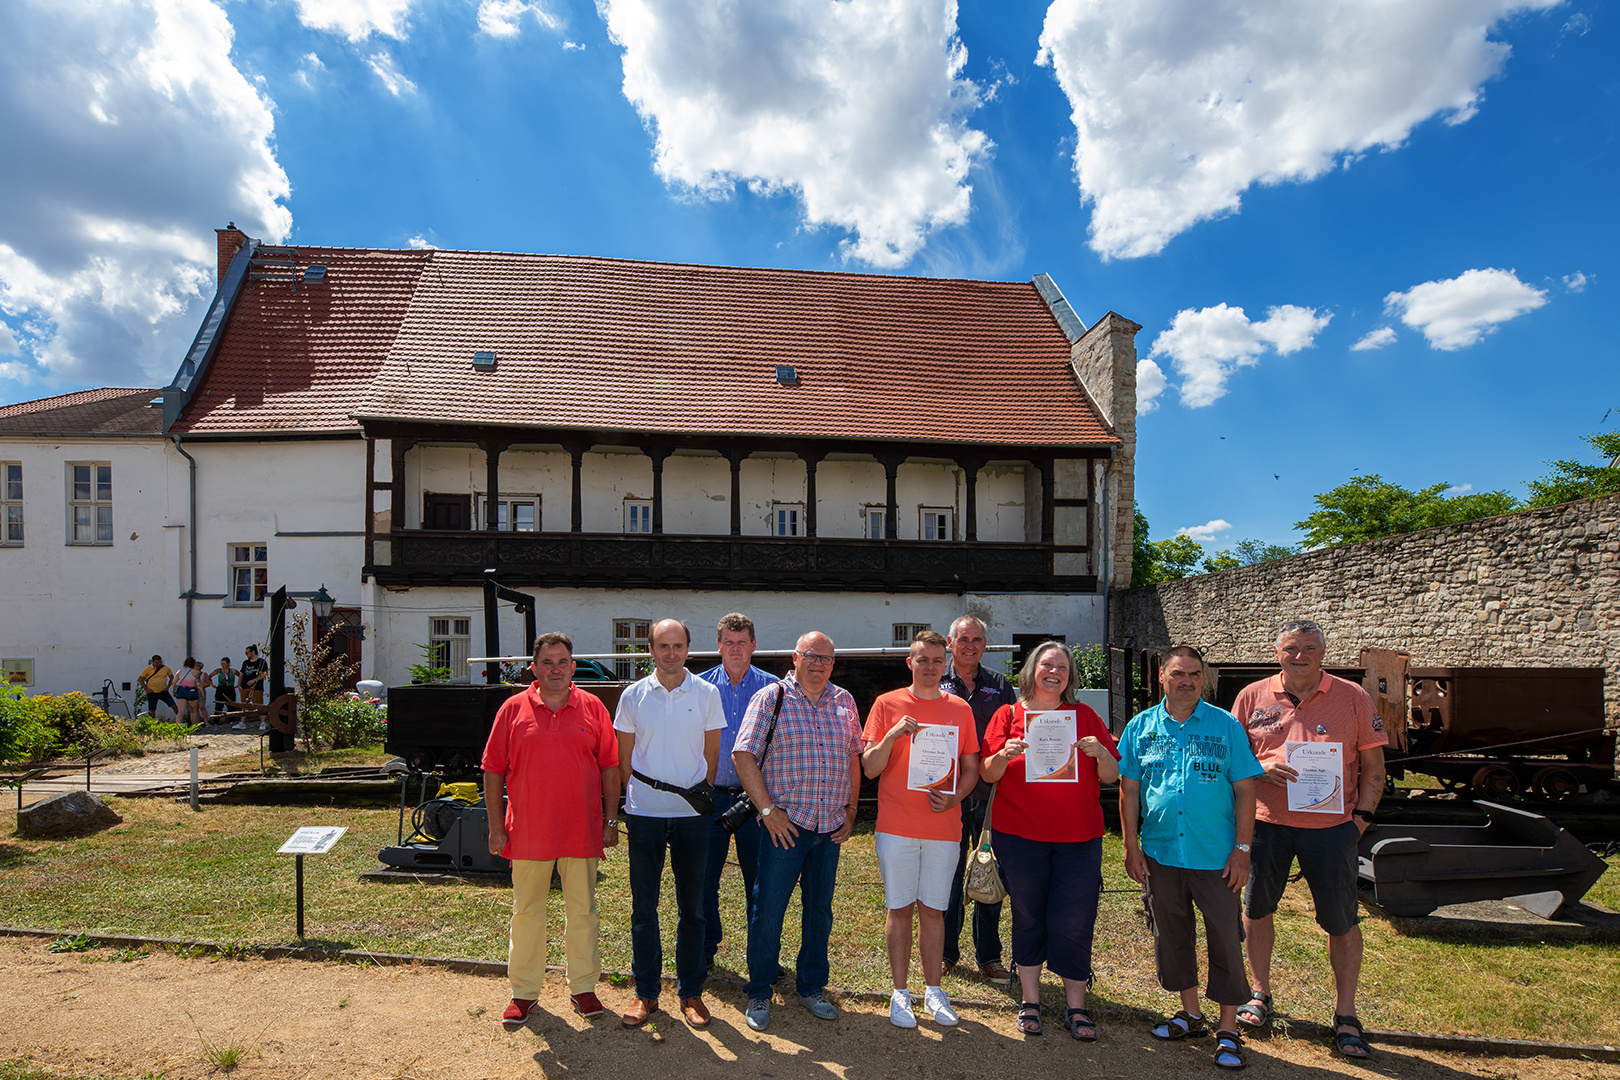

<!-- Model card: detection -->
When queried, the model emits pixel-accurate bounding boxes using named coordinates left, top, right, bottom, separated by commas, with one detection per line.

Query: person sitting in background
left=978, top=641, right=1120, bottom=1042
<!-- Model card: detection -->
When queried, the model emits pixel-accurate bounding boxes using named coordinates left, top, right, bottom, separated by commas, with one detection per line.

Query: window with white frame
left=229, top=544, right=269, bottom=604
left=478, top=494, right=540, bottom=532
left=893, top=623, right=931, bottom=646
left=863, top=505, right=887, bottom=539
left=920, top=507, right=953, bottom=541
left=66, top=462, right=112, bottom=545
left=1, top=463, right=20, bottom=546
left=772, top=502, right=803, bottom=537
left=613, top=617, right=651, bottom=679
left=624, top=499, right=652, bottom=534
left=429, top=617, right=472, bottom=683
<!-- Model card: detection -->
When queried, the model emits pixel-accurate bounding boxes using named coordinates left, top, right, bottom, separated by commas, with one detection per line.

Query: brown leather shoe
left=681, top=996, right=711, bottom=1028
left=621, top=996, right=658, bottom=1027
left=979, top=960, right=1011, bottom=984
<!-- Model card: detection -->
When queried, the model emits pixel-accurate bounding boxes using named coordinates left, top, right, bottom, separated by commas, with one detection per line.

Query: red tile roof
left=177, top=248, right=1118, bottom=448
left=173, top=247, right=434, bottom=434
left=0, top=387, right=164, bottom=435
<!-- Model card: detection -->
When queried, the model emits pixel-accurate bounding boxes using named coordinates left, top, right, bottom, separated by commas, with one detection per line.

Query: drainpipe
left=171, top=434, right=198, bottom=659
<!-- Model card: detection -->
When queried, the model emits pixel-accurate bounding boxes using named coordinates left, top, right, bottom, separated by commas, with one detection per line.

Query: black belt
left=714, top=785, right=745, bottom=795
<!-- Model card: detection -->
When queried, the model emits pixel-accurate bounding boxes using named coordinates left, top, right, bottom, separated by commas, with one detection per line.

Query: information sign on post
left=278, top=826, right=347, bottom=938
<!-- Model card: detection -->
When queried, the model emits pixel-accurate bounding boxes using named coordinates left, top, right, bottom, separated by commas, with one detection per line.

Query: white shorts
left=874, top=831, right=959, bottom=911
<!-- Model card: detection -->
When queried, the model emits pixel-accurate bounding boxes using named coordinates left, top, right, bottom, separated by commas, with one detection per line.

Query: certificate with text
left=1025, top=710, right=1080, bottom=783
left=1285, top=741, right=1344, bottom=813
left=907, top=722, right=958, bottom=795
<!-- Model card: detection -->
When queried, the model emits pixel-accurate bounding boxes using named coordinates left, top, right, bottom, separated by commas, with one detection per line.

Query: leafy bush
left=1071, top=643, right=1109, bottom=690
left=0, top=686, right=55, bottom=762
left=302, top=697, right=387, bottom=751
left=0, top=686, right=187, bottom=762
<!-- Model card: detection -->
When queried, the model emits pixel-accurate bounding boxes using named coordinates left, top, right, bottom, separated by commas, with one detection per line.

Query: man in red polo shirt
left=484, top=632, right=621, bottom=1028
left=1232, top=619, right=1386, bottom=1060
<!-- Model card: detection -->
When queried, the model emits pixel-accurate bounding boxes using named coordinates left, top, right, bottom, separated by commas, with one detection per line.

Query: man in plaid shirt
left=733, top=630, right=863, bottom=1032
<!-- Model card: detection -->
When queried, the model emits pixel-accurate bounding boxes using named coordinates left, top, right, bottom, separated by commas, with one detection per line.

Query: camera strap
left=755, top=683, right=786, bottom=768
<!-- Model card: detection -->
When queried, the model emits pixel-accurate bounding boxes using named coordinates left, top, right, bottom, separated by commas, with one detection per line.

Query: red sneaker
left=570, top=992, right=606, bottom=1019
left=502, top=998, right=537, bottom=1024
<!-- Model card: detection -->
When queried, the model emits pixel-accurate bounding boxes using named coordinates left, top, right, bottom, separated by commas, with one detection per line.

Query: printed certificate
left=907, top=722, right=959, bottom=795
left=1025, top=710, right=1080, bottom=783
left=1285, top=741, right=1344, bottom=813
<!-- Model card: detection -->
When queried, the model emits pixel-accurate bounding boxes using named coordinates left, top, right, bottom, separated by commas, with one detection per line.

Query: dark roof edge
left=1031, top=274, right=1086, bottom=344
left=162, top=237, right=260, bottom=432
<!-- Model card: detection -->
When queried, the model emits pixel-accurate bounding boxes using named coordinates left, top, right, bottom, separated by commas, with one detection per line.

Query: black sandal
left=1333, top=1014, right=1372, bottom=1058
left=1017, top=1002, right=1042, bottom=1035
left=1151, top=1010, right=1206, bottom=1040
left=1066, top=1007, right=1097, bottom=1041
left=1235, top=992, right=1271, bottom=1028
left=1214, top=1028, right=1245, bottom=1070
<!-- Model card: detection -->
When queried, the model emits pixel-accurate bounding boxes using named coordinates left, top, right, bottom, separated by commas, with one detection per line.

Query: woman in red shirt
left=980, top=641, right=1120, bottom=1041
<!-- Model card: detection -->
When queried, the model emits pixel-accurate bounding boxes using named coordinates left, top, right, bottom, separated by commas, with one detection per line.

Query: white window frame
left=228, top=543, right=269, bottom=606
left=772, top=502, right=803, bottom=537
left=863, top=504, right=887, bottom=539
left=478, top=493, right=540, bottom=532
left=624, top=499, right=652, bottom=534
left=65, top=461, right=112, bottom=546
left=613, top=617, right=652, bottom=679
left=893, top=623, right=932, bottom=646
left=1, top=462, right=20, bottom=546
left=920, top=506, right=954, bottom=541
left=429, top=616, right=472, bottom=684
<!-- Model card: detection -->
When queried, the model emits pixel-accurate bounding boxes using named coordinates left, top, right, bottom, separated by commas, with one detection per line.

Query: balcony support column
left=956, top=457, right=983, bottom=542
left=726, top=450, right=745, bottom=536
left=798, top=449, right=827, bottom=538
left=878, top=454, right=904, bottom=541
left=645, top=446, right=672, bottom=534
left=481, top=440, right=508, bottom=531
left=564, top=443, right=587, bottom=533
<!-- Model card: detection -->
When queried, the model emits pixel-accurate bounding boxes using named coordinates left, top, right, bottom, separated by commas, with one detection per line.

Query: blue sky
left=1, top=0, right=1614, bottom=553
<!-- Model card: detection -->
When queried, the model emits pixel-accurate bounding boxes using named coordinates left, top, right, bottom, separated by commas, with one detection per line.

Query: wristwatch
left=1353, top=809, right=1374, bottom=823
left=1235, top=843, right=1251, bottom=853
left=605, top=817, right=619, bottom=829
left=759, top=804, right=775, bottom=819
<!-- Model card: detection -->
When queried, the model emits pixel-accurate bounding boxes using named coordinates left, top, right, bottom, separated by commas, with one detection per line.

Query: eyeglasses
left=797, top=651, right=834, bottom=666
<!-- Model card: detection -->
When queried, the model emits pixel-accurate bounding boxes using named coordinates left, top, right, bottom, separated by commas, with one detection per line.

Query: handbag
left=964, top=785, right=1008, bottom=904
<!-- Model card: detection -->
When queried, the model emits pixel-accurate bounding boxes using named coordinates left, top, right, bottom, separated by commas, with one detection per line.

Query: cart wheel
left=1469, top=765, right=1521, bottom=801
left=406, top=747, right=437, bottom=772
left=1530, top=766, right=1580, bottom=802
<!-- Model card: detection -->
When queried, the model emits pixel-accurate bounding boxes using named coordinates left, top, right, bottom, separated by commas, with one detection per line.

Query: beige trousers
left=509, top=857, right=601, bottom=999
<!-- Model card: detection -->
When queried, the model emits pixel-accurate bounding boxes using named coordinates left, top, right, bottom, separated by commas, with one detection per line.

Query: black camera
left=719, top=792, right=758, bottom=834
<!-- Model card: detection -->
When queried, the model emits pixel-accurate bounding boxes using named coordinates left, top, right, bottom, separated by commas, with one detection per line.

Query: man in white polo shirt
left=614, top=618, right=726, bottom=1030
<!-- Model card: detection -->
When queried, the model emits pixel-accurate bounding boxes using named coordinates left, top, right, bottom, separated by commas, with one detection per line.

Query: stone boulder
left=17, top=790, right=122, bottom=839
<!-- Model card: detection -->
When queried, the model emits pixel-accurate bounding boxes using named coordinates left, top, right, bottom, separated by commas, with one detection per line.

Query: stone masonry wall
left=1070, top=311, right=1142, bottom=589
left=1112, top=494, right=1620, bottom=723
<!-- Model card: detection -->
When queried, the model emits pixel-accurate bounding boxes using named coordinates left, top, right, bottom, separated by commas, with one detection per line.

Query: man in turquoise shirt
left=1119, top=644, right=1263, bottom=1069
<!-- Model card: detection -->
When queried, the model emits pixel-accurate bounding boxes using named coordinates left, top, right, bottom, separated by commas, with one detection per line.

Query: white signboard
left=278, top=826, right=348, bottom=855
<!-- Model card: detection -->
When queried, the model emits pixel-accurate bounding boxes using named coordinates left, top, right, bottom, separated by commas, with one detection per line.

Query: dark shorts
left=1244, top=819, right=1361, bottom=936
left=174, top=686, right=200, bottom=701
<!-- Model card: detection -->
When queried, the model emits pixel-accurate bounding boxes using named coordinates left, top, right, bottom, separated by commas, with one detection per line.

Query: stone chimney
left=215, top=222, right=248, bottom=291
left=1069, top=312, right=1143, bottom=590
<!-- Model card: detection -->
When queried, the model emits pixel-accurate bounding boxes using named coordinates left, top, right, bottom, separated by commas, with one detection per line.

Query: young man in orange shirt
left=862, top=631, right=981, bottom=1028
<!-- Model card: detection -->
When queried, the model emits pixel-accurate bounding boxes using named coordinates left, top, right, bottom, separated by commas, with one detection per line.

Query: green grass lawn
left=2, top=797, right=1616, bottom=1045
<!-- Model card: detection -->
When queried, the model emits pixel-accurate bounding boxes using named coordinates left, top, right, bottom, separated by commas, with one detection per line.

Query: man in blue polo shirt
left=697, top=612, right=778, bottom=971
left=1119, top=644, right=1263, bottom=1070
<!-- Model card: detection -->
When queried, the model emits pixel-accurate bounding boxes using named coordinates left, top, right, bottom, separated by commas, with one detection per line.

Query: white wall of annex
left=0, top=436, right=183, bottom=699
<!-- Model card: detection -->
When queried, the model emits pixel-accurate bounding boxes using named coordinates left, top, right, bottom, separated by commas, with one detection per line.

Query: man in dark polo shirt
left=937, top=614, right=1013, bottom=983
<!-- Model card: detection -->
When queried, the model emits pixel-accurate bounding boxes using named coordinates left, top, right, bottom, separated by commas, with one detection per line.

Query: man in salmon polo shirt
left=484, top=632, right=622, bottom=1029
left=1232, top=619, right=1386, bottom=1060
left=861, top=630, right=981, bottom=1029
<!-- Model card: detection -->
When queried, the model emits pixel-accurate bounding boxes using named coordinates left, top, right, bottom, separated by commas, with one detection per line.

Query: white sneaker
left=889, top=989, right=917, bottom=1028
left=923, top=987, right=958, bottom=1027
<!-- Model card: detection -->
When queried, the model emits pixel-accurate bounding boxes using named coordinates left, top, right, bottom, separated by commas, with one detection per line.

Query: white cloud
left=0, top=0, right=290, bottom=391
left=1351, top=326, right=1397, bottom=351
left=1178, top=519, right=1232, bottom=544
left=1384, top=267, right=1548, bottom=350
left=295, top=52, right=325, bottom=90
left=406, top=233, right=438, bottom=249
left=563, top=40, right=585, bottom=50
left=597, top=0, right=991, bottom=268
left=367, top=51, right=418, bottom=96
left=1136, top=357, right=1166, bottom=414
left=1035, top=0, right=1560, bottom=259
left=0, top=322, right=18, bottom=355
left=1148, top=303, right=1331, bottom=408
left=477, top=0, right=561, bottom=37
left=1446, top=483, right=1473, bottom=494
left=1563, top=271, right=1589, bottom=293
left=291, top=0, right=413, bottom=41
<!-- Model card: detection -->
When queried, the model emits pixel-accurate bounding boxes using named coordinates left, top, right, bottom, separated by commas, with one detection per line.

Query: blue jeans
left=626, top=813, right=709, bottom=1001
left=943, top=797, right=1004, bottom=966
left=745, top=825, right=840, bottom=1000
left=704, top=789, right=762, bottom=963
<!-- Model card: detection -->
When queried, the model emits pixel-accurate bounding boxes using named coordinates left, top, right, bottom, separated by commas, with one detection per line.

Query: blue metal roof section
left=1031, top=273, right=1086, bottom=344
left=161, top=237, right=259, bottom=432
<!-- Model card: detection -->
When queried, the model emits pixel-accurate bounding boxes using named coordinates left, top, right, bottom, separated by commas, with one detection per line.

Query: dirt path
left=2, top=937, right=1611, bottom=1080
left=95, top=733, right=266, bottom=776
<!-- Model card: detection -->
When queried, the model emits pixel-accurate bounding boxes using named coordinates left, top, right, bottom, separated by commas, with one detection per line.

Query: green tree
left=1202, top=537, right=1298, bottom=572
left=1295, top=474, right=1519, bottom=548
left=1130, top=505, right=1208, bottom=584
left=1131, top=504, right=1155, bottom=587
left=1525, top=420, right=1620, bottom=507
